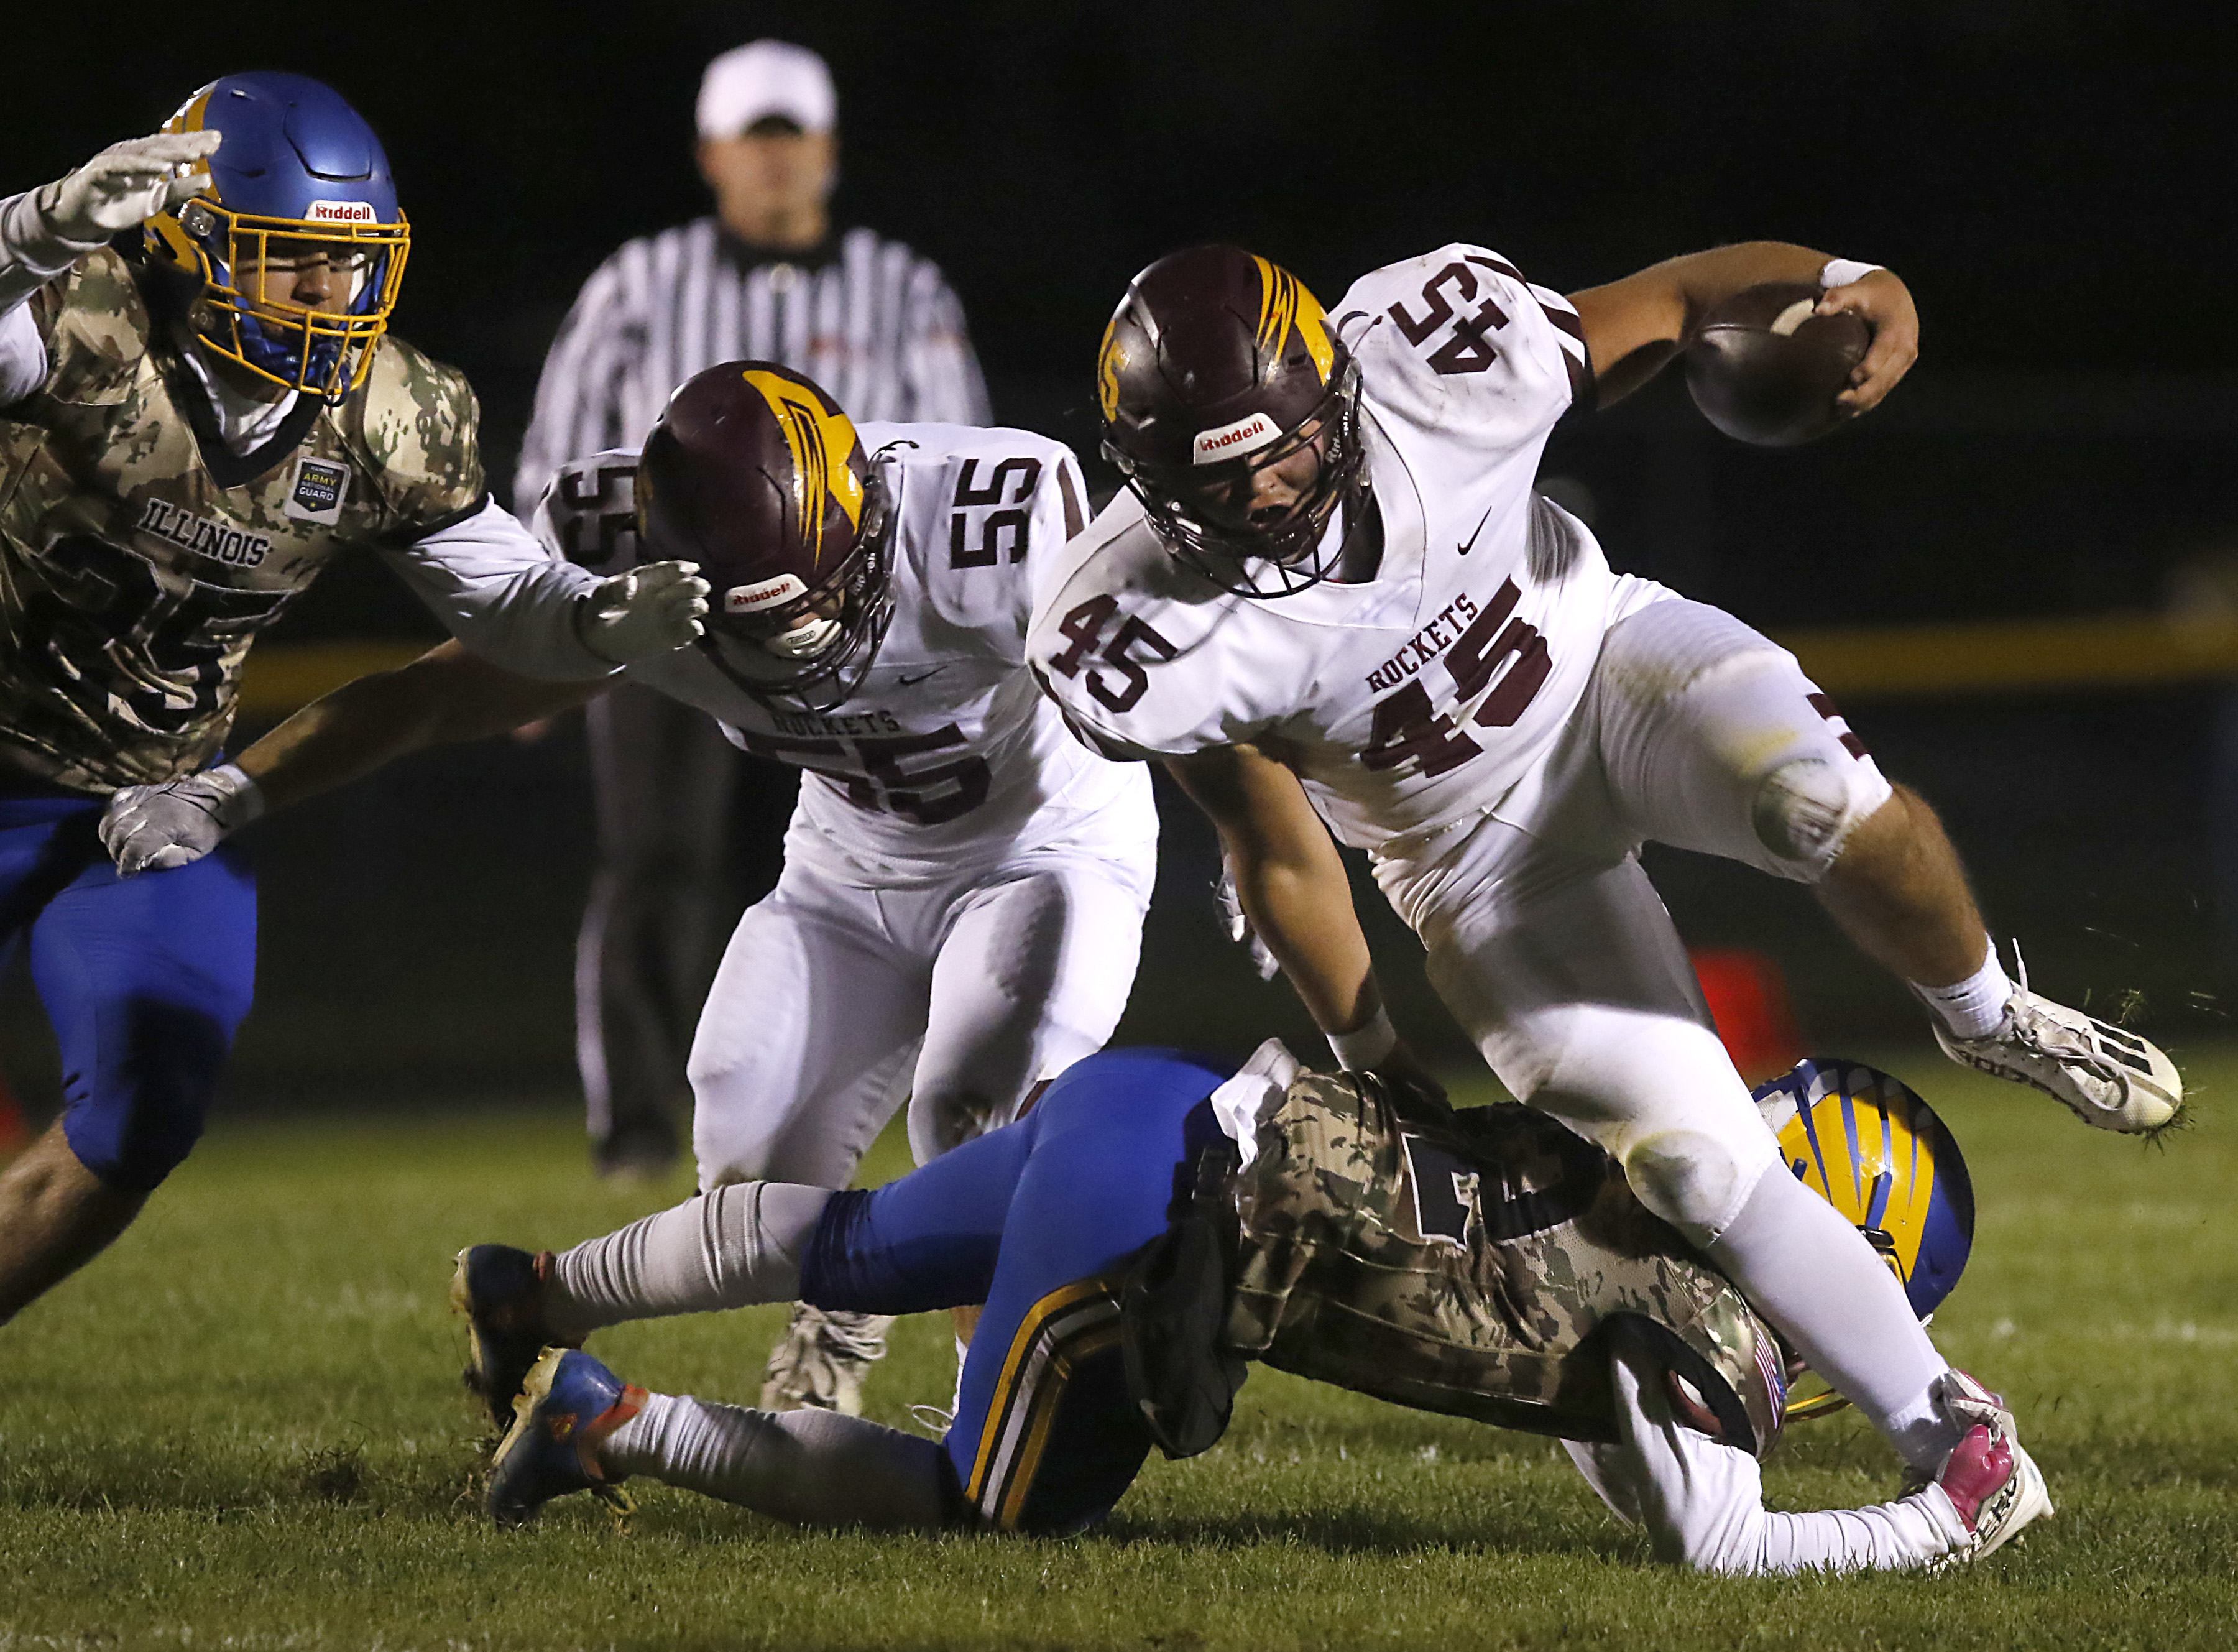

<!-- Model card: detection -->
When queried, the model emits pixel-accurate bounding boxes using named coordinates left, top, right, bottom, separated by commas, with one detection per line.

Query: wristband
left=1818, top=258, right=1884, bottom=292
left=1326, top=1005, right=1397, bottom=1072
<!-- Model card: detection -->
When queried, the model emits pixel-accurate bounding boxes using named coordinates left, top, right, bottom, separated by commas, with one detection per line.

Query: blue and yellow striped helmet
left=1752, top=1058, right=1975, bottom=1318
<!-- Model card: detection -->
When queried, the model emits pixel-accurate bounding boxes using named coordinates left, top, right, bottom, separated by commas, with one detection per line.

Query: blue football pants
left=0, top=793, right=257, bottom=1192
left=801, top=1046, right=1232, bottom=1533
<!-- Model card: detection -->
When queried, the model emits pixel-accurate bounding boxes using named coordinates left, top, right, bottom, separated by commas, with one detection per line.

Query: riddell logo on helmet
left=726, top=573, right=809, bottom=614
left=304, top=200, right=377, bottom=223
left=1192, top=412, right=1280, bottom=465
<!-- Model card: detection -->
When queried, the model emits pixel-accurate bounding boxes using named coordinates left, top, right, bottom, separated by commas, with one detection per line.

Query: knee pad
left=1750, top=757, right=1888, bottom=878
left=1622, top=1128, right=1776, bottom=1247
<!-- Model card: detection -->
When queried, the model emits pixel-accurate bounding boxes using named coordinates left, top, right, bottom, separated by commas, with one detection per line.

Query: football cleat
left=486, top=1347, right=644, bottom=1528
left=1922, top=1370, right=2053, bottom=1566
left=451, top=1244, right=571, bottom=1431
left=758, top=1303, right=895, bottom=1416
left=1934, top=957, right=2180, bottom=1133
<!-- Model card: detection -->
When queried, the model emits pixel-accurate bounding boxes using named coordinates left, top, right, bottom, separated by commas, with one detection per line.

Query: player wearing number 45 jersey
left=0, top=74, right=704, bottom=1336
left=103, top=359, right=1157, bottom=1414
left=1028, top=241, right=2180, bottom=1512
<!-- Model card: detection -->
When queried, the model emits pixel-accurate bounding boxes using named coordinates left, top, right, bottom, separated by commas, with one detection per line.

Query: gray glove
left=99, top=763, right=265, bottom=877
left=577, top=560, right=711, bottom=664
left=37, top=130, right=223, bottom=245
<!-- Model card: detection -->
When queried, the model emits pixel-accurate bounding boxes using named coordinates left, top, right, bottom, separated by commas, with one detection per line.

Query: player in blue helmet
left=0, top=73, right=712, bottom=1332
left=449, top=1046, right=2047, bottom=1573
left=141, top=73, right=410, bottom=398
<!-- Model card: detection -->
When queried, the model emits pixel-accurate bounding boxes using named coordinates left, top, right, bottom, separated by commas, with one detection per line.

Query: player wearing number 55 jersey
left=1030, top=241, right=2177, bottom=1515
left=0, top=74, right=703, bottom=1340
left=104, top=360, right=1156, bottom=1414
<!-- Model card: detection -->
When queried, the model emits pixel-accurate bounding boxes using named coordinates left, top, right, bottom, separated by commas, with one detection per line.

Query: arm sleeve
left=900, top=261, right=990, bottom=427
left=0, top=188, right=103, bottom=402
left=379, top=498, right=619, bottom=681
left=513, top=256, right=638, bottom=511
left=1561, top=1342, right=1966, bottom=1574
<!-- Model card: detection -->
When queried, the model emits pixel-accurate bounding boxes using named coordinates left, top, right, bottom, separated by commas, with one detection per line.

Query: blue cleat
left=486, top=1347, right=645, bottom=1528
left=450, top=1244, right=573, bottom=1431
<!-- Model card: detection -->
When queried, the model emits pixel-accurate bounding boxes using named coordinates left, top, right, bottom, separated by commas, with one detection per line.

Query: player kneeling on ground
left=99, top=361, right=1157, bottom=1418
left=469, top=1050, right=2041, bottom=1569
left=456, top=1045, right=2047, bottom=1573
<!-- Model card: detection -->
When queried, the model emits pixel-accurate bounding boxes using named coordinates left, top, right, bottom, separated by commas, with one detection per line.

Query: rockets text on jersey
left=1028, top=244, right=1659, bottom=869
left=540, top=422, right=1140, bottom=885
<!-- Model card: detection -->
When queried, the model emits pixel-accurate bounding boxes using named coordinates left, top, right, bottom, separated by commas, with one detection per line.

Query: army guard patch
left=285, top=454, right=351, bottom=525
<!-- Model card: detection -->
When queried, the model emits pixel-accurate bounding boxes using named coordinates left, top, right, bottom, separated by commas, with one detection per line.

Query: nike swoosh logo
left=895, top=667, right=946, bottom=687
left=1457, top=499, right=1499, bottom=557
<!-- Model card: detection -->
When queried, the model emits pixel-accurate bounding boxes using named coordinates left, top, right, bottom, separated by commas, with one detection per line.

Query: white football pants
left=1379, top=596, right=1949, bottom=1458
left=688, top=833, right=1156, bottom=1192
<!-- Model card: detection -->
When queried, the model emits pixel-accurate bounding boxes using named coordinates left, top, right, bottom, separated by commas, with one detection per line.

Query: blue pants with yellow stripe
left=0, top=789, right=257, bottom=1191
left=801, top=1046, right=1233, bottom=1534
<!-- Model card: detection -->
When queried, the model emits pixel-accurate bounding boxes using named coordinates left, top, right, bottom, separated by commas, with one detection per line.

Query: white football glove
left=99, top=763, right=265, bottom=878
left=37, top=130, right=223, bottom=246
left=576, top=560, right=710, bottom=663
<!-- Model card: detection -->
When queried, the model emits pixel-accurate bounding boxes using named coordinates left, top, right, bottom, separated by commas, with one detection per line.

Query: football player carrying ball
left=1025, top=240, right=2175, bottom=1515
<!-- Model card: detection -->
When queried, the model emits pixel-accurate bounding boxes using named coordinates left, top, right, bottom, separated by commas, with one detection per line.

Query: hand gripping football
left=1683, top=282, right=1870, bottom=446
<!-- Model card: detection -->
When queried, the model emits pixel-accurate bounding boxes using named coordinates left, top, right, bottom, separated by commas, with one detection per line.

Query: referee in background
left=517, top=40, right=991, bottom=1179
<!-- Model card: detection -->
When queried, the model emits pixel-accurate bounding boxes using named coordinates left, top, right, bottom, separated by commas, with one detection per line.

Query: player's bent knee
left=1749, top=757, right=1890, bottom=881
left=60, top=1002, right=234, bottom=1194
left=1621, top=1130, right=1774, bottom=1247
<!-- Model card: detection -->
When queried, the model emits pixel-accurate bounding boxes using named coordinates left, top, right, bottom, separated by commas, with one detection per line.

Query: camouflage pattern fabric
left=0, top=249, right=485, bottom=791
left=1224, top=1073, right=1787, bottom=1459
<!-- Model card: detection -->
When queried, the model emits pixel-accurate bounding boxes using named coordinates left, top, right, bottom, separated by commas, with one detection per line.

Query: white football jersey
left=1029, top=243, right=1666, bottom=867
left=538, top=423, right=1150, bottom=885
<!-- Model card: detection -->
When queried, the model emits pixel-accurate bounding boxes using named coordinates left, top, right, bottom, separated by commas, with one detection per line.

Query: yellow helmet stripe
left=1251, top=255, right=1337, bottom=385
left=739, top=367, right=865, bottom=569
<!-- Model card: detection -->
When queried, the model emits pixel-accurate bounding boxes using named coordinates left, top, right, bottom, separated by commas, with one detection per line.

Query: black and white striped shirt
left=514, top=219, right=990, bottom=506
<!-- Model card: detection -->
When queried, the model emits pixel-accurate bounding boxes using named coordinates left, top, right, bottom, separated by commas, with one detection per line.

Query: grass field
left=1, top=1044, right=2234, bottom=1651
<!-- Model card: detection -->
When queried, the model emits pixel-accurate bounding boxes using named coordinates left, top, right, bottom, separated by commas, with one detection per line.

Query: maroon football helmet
left=637, top=362, right=895, bottom=709
left=1097, top=246, right=1363, bottom=595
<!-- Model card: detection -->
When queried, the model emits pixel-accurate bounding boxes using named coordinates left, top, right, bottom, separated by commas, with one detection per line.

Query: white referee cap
left=698, top=40, right=837, bottom=139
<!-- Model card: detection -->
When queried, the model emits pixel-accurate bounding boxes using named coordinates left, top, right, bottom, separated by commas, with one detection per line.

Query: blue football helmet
left=144, top=73, right=409, bottom=396
left=1753, top=1058, right=1978, bottom=1421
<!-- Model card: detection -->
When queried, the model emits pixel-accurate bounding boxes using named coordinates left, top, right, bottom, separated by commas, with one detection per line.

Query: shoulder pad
left=535, top=447, right=645, bottom=574
left=351, top=335, right=486, bottom=530
left=1334, top=244, right=1589, bottom=431
left=32, top=250, right=156, bottom=406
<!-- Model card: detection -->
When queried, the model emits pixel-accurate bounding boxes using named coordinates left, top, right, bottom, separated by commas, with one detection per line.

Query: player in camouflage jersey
left=444, top=1045, right=2045, bottom=1572
left=0, top=74, right=707, bottom=1329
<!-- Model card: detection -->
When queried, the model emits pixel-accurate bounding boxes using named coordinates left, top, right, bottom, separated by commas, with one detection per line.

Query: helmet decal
left=1757, top=1058, right=1975, bottom=1319
left=740, top=366, right=865, bottom=570
left=1251, top=256, right=1335, bottom=385
left=1095, top=316, right=1124, bottom=424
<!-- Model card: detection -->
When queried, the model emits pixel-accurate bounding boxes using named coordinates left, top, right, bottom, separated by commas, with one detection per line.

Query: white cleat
left=1923, top=1370, right=2053, bottom=1566
left=1935, top=958, right=2180, bottom=1133
left=758, top=1303, right=895, bottom=1416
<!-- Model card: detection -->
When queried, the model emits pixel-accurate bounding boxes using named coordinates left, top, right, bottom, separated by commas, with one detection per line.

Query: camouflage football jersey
left=0, top=248, right=486, bottom=791
left=1224, top=1072, right=1788, bottom=1458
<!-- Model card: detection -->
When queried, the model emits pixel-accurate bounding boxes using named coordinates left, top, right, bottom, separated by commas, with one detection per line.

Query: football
left=1683, top=282, right=1871, bottom=446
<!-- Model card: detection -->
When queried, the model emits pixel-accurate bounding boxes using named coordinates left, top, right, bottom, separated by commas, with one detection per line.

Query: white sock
left=546, top=1183, right=832, bottom=1341
left=604, top=1390, right=950, bottom=1529
left=1706, top=1168, right=1958, bottom=1472
left=1911, top=945, right=2014, bottom=1041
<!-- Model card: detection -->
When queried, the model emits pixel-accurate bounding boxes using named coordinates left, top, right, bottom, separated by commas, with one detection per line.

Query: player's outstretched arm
left=1568, top=242, right=1917, bottom=414
left=1165, top=745, right=1445, bottom=1101
left=99, top=642, right=600, bottom=875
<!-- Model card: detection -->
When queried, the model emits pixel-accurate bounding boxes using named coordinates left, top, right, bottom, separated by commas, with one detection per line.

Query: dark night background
left=5, top=2, right=2236, bottom=1111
